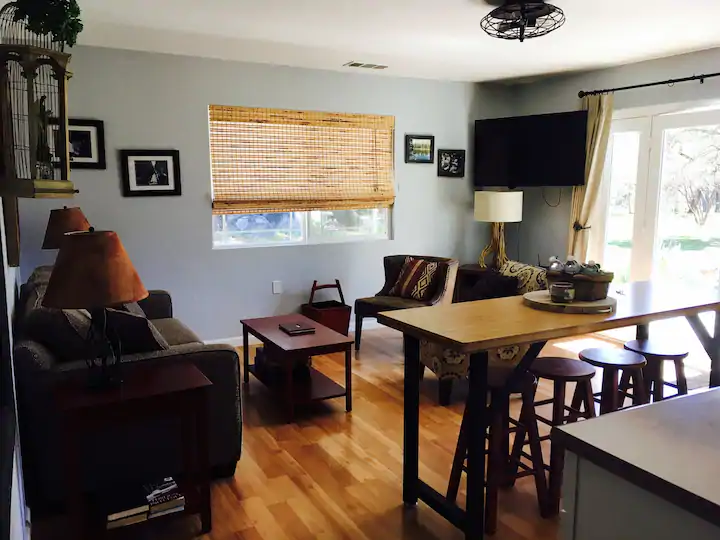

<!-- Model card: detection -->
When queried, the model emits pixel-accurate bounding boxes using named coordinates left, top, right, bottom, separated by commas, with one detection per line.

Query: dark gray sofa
left=13, top=267, right=242, bottom=511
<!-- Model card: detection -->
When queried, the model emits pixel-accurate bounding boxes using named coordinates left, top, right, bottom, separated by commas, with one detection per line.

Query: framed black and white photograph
left=50, top=119, right=106, bottom=169
left=120, top=150, right=181, bottom=197
left=405, top=134, right=435, bottom=163
left=437, top=149, right=466, bottom=177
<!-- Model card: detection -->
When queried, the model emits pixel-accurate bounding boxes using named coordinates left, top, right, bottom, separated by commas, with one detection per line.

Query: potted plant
left=10, top=0, right=83, bottom=46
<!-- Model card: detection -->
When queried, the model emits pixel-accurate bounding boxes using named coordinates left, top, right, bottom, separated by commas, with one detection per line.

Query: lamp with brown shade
left=41, top=206, right=91, bottom=250
left=42, top=228, right=148, bottom=389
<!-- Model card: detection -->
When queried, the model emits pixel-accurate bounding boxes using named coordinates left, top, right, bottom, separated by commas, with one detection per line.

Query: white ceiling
left=77, top=0, right=720, bottom=82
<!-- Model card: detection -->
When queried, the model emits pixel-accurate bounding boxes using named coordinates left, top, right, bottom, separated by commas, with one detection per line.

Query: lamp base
left=85, top=308, right=123, bottom=391
left=478, top=222, right=509, bottom=269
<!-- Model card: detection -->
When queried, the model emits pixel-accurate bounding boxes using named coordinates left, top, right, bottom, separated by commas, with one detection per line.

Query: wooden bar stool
left=529, top=357, right=596, bottom=515
left=579, top=348, right=648, bottom=414
left=447, top=367, right=548, bottom=535
left=623, top=340, right=689, bottom=402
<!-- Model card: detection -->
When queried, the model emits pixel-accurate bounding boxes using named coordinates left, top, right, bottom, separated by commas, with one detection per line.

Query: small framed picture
left=437, top=149, right=466, bottom=177
left=120, top=150, right=181, bottom=197
left=405, top=134, right=435, bottom=164
left=50, top=119, right=106, bottom=169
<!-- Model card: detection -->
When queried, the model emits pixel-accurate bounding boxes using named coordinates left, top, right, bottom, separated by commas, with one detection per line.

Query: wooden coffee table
left=241, top=314, right=353, bottom=420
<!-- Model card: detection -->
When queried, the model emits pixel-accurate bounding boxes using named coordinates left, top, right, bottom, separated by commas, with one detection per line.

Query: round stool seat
left=579, top=348, right=646, bottom=368
left=623, top=339, right=689, bottom=360
left=531, top=357, right=596, bottom=381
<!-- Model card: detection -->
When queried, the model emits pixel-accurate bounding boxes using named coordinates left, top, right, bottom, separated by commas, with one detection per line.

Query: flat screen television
left=473, top=110, right=588, bottom=188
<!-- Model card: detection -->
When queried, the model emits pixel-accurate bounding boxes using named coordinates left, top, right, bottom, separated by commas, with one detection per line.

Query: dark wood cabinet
left=454, top=264, right=492, bottom=303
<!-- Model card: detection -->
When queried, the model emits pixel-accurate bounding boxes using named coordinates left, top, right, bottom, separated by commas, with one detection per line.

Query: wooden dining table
left=377, top=281, right=720, bottom=539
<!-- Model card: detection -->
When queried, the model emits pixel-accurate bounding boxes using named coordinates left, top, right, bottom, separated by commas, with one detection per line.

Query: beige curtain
left=567, top=93, right=614, bottom=259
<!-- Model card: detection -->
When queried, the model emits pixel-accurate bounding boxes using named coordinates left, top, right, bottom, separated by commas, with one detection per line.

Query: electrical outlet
left=272, top=281, right=283, bottom=294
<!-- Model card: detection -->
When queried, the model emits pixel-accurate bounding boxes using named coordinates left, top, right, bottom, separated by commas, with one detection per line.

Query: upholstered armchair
left=420, top=260, right=548, bottom=405
left=354, top=255, right=459, bottom=351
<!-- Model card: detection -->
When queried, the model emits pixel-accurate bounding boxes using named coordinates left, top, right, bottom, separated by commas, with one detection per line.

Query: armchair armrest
left=137, top=290, right=173, bottom=320
left=427, top=260, right=459, bottom=306
left=377, top=255, right=407, bottom=296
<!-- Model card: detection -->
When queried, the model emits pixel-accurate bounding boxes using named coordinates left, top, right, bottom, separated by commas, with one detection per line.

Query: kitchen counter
left=553, top=389, right=720, bottom=539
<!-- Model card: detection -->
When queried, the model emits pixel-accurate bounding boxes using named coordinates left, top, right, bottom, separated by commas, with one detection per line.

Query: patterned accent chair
left=354, top=255, right=459, bottom=351
left=420, top=260, right=548, bottom=405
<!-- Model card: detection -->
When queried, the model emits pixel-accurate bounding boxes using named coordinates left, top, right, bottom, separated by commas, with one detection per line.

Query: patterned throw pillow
left=499, top=260, right=548, bottom=295
left=388, top=257, right=440, bottom=301
left=105, top=309, right=170, bottom=355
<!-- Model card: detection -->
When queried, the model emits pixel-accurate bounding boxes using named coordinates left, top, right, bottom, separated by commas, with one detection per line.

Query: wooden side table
left=55, top=362, right=213, bottom=538
left=454, top=263, right=492, bottom=302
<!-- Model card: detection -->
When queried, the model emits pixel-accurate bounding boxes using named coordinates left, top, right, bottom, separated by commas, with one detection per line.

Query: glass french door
left=592, top=109, right=720, bottom=289
left=592, top=109, right=720, bottom=378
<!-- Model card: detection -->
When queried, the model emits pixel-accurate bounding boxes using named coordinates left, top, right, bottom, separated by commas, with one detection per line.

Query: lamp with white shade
left=474, top=191, right=523, bottom=269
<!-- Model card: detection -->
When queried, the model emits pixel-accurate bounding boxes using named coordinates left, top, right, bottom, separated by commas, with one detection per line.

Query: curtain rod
left=578, top=72, right=720, bottom=99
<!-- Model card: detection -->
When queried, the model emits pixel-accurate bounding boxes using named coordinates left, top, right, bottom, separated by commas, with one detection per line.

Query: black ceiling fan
left=480, top=1, right=566, bottom=42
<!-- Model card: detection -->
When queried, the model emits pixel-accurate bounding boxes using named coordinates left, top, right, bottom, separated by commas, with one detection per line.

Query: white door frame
left=594, top=109, right=720, bottom=281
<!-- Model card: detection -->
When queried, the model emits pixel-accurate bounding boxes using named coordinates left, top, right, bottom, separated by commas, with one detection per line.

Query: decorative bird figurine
left=548, top=256, right=565, bottom=273
left=564, top=255, right=582, bottom=275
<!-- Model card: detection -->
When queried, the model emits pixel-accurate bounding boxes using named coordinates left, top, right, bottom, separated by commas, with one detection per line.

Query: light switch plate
left=272, top=281, right=283, bottom=294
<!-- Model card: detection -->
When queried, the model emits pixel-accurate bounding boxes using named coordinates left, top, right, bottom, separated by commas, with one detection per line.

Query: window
left=212, top=208, right=390, bottom=248
left=208, top=105, right=394, bottom=247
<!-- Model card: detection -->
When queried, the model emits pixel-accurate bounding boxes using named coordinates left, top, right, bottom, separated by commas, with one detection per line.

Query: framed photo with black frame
left=437, top=149, right=466, bottom=177
left=404, top=134, right=435, bottom=163
left=50, top=118, right=107, bottom=170
left=119, top=149, right=182, bottom=197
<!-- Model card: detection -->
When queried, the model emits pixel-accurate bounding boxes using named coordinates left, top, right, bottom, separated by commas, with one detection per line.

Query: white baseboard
left=204, top=319, right=382, bottom=347
left=204, top=336, right=253, bottom=347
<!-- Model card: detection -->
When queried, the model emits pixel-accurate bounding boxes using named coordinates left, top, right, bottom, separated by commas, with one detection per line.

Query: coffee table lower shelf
left=248, top=364, right=347, bottom=407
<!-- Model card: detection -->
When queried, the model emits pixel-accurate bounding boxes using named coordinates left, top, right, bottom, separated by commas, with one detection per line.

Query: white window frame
left=212, top=208, right=393, bottom=250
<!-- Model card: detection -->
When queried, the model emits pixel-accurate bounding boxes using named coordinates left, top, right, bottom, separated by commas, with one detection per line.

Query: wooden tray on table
left=523, top=290, right=617, bottom=314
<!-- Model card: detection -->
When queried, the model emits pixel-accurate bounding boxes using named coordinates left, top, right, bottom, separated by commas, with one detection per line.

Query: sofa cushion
left=388, top=257, right=440, bottom=301
left=357, top=295, right=426, bottom=310
left=22, top=307, right=93, bottom=362
left=499, top=260, right=547, bottom=295
left=123, top=302, right=147, bottom=317
left=26, top=265, right=53, bottom=289
left=151, top=318, right=202, bottom=346
left=105, top=309, right=170, bottom=354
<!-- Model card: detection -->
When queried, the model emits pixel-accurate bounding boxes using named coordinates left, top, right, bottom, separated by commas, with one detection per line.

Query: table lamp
left=42, top=206, right=91, bottom=250
left=42, top=228, right=148, bottom=389
left=474, top=191, right=523, bottom=269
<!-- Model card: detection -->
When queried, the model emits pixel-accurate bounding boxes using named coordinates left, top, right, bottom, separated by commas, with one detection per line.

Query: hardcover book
left=279, top=321, right=316, bottom=336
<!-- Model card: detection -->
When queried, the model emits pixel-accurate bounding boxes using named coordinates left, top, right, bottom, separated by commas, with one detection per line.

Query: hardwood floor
left=36, top=328, right=608, bottom=540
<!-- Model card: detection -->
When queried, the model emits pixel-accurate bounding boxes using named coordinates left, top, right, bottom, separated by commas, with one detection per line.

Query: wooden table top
left=56, top=362, right=212, bottom=412
left=554, top=388, right=720, bottom=527
left=241, top=313, right=353, bottom=353
left=377, top=281, right=720, bottom=353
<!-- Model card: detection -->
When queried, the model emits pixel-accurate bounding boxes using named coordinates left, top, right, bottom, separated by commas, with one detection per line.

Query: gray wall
left=505, top=47, right=720, bottom=264
left=18, top=46, right=504, bottom=341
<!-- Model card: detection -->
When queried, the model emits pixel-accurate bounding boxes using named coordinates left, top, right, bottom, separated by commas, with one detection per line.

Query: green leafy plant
left=12, top=0, right=83, bottom=47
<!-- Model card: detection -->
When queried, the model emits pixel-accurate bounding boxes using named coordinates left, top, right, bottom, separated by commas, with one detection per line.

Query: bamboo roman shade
left=209, top=105, right=395, bottom=215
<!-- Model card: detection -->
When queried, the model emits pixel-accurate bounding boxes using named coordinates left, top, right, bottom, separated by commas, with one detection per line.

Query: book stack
left=106, top=500, right=148, bottom=530
left=105, top=477, right=185, bottom=530
left=144, top=477, right=185, bottom=519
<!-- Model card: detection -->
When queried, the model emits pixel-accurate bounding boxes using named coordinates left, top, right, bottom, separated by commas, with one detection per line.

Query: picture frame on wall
left=437, top=149, right=466, bottom=177
left=50, top=118, right=107, bottom=170
left=119, top=149, right=182, bottom=197
left=405, top=134, right=435, bottom=163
